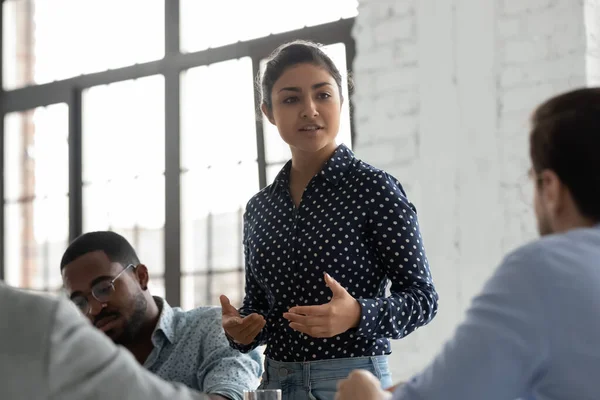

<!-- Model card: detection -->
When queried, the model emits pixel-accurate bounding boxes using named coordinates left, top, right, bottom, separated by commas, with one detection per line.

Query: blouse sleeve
left=356, top=172, right=439, bottom=339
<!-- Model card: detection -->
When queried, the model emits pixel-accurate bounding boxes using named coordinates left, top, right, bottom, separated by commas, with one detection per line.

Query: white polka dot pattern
left=229, top=144, right=438, bottom=362
left=145, top=297, right=262, bottom=400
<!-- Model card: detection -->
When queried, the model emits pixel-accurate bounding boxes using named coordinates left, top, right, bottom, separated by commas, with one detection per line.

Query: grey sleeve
left=47, top=298, right=209, bottom=400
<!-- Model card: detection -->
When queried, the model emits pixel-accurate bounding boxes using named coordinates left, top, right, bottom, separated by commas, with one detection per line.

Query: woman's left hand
left=283, top=273, right=362, bottom=338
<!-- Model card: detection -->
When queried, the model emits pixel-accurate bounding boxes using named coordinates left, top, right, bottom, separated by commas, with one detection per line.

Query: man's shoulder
left=175, top=304, right=221, bottom=319
left=0, top=284, right=60, bottom=330
left=171, top=305, right=222, bottom=334
left=505, top=226, right=600, bottom=265
left=0, top=284, right=65, bottom=398
left=498, top=226, right=600, bottom=289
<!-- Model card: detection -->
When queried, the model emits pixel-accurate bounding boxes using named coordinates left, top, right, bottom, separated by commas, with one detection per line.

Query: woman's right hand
left=220, top=295, right=266, bottom=345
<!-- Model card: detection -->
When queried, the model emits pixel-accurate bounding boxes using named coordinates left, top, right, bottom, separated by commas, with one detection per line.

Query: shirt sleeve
left=356, top=173, right=439, bottom=339
left=48, top=298, right=209, bottom=400
left=197, top=308, right=262, bottom=400
left=226, top=208, right=270, bottom=353
left=392, top=247, right=548, bottom=400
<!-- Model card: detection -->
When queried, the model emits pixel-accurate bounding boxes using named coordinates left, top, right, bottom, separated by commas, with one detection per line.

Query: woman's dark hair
left=259, top=40, right=347, bottom=111
left=530, top=87, right=600, bottom=221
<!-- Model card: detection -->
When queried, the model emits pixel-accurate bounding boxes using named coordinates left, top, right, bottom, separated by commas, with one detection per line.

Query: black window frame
left=0, top=0, right=356, bottom=306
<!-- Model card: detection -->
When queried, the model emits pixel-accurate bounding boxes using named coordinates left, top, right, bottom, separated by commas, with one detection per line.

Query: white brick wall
left=586, top=0, right=600, bottom=85
left=352, top=0, right=589, bottom=380
left=498, top=0, right=587, bottom=254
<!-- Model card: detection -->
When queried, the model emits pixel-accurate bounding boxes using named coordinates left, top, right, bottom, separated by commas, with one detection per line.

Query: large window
left=180, top=0, right=358, bottom=52
left=1, top=1, right=357, bottom=308
left=180, top=57, right=259, bottom=309
left=2, top=0, right=164, bottom=90
left=82, top=76, right=166, bottom=299
left=3, top=104, right=69, bottom=290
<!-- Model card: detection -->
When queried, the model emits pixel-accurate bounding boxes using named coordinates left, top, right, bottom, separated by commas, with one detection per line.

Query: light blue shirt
left=144, top=297, right=262, bottom=400
left=394, top=225, right=600, bottom=400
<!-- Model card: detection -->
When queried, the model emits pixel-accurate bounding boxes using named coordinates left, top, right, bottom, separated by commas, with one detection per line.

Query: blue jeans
left=258, top=356, right=392, bottom=400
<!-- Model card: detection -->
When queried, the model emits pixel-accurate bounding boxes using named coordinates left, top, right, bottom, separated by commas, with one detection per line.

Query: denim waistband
left=264, top=355, right=389, bottom=371
left=261, top=355, right=390, bottom=388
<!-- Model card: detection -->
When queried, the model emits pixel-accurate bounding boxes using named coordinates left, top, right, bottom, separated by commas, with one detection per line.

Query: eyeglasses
left=70, top=264, right=136, bottom=315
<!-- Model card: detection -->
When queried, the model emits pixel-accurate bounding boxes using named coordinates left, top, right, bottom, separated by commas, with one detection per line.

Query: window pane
left=326, top=43, right=353, bottom=150
left=261, top=43, right=353, bottom=164
left=5, top=197, right=69, bottom=290
left=83, top=176, right=165, bottom=276
left=180, top=211, right=244, bottom=274
left=3, top=105, right=69, bottom=290
left=83, top=76, right=165, bottom=183
left=183, top=214, right=209, bottom=273
left=262, top=113, right=291, bottom=165
left=266, top=163, right=286, bottom=185
left=181, top=57, right=257, bottom=170
left=211, top=210, right=244, bottom=271
left=136, top=229, right=164, bottom=277
left=83, top=174, right=165, bottom=231
left=181, top=274, right=208, bottom=310
left=148, top=276, right=165, bottom=300
left=2, top=0, right=164, bottom=90
left=4, top=104, right=69, bottom=201
left=211, top=272, right=244, bottom=307
left=181, top=163, right=258, bottom=273
left=181, top=0, right=358, bottom=52
left=182, top=163, right=258, bottom=216
left=181, top=272, right=244, bottom=310
left=108, top=227, right=164, bottom=278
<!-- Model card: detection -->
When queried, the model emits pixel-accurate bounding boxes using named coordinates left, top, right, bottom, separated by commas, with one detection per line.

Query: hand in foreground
left=220, top=295, right=266, bottom=345
left=283, top=273, right=361, bottom=338
left=385, top=382, right=405, bottom=393
left=335, top=370, right=392, bottom=400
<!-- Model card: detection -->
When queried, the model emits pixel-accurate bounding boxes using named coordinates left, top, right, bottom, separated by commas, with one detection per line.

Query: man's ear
left=134, top=264, right=149, bottom=291
left=538, top=169, right=563, bottom=218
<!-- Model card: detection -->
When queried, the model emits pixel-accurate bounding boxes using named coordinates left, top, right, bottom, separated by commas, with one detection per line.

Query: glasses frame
left=70, top=263, right=136, bottom=315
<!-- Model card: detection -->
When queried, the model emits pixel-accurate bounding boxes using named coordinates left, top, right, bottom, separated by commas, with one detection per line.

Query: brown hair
left=530, top=87, right=600, bottom=221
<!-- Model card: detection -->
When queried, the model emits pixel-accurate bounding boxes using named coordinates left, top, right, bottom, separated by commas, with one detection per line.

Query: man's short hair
left=530, top=87, right=600, bottom=222
left=60, top=231, right=140, bottom=271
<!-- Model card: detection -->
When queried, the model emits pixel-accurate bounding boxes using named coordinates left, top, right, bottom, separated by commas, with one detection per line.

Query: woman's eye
left=318, top=92, right=332, bottom=99
left=283, top=96, right=298, bottom=104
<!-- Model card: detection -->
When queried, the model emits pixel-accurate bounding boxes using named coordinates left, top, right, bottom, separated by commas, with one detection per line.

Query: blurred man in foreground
left=336, top=88, right=600, bottom=400
left=0, top=281, right=209, bottom=400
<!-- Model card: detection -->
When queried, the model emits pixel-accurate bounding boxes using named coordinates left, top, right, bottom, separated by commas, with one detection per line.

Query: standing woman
left=220, top=40, right=438, bottom=400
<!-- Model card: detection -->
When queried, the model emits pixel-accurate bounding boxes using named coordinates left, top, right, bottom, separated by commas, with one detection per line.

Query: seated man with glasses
left=60, top=231, right=261, bottom=400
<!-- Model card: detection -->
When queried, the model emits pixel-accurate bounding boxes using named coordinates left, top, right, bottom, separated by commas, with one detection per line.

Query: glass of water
left=243, top=389, right=282, bottom=400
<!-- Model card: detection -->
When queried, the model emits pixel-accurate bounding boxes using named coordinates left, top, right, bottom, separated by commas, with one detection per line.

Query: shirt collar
left=319, top=143, right=355, bottom=184
left=272, top=144, right=355, bottom=190
left=151, top=296, right=176, bottom=345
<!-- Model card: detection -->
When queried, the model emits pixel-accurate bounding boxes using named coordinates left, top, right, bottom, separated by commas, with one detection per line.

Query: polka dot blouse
left=229, top=144, right=438, bottom=362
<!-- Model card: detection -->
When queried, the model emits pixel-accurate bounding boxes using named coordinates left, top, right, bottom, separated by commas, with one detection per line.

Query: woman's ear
left=261, top=103, right=275, bottom=125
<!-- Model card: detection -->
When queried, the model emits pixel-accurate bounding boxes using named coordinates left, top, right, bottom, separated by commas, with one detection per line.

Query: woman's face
left=263, top=63, right=342, bottom=155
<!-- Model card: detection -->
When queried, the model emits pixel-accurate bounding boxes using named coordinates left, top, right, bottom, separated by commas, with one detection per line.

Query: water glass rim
left=243, top=389, right=282, bottom=392
left=243, top=388, right=282, bottom=399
